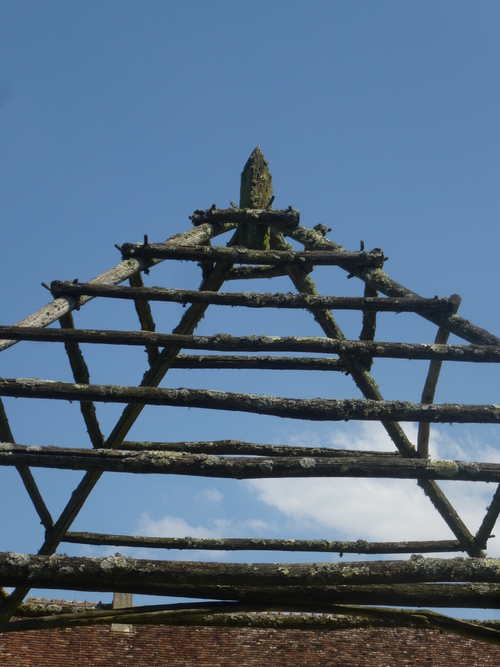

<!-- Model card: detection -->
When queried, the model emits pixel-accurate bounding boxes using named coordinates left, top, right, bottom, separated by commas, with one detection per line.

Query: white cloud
left=137, top=513, right=215, bottom=538
left=136, top=513, right=273, bottom=541
left=195, top=488, right=223, bottom=504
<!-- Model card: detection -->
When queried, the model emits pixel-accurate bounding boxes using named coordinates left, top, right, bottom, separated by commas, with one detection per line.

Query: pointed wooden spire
left=239, top=146, right=273, bottom=209
left=230, top=147, right=273, bottom=250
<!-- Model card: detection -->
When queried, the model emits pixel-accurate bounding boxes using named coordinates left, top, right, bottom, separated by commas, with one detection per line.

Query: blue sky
left=1, top=2, right=500, bottom=619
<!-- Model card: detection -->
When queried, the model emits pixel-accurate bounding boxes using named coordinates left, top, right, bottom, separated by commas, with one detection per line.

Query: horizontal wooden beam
left=188, top=206, right=300, bottom=227
left=172, top=354, right=347, bottom=371
left=1, top=443, right=500, bottom=481
left=119, top=439, right=400, bottom=457
left=48, top=282, right=455, bottom=313
left=0, top=327, right=498, bottom=363
left=119, top=243, right=385, bottom=268
left=62, top=531, right=464, bottom=555
left=1, top=552, right=499, bottom=608
left=1, top=552, right=498, bottom=588
left=0, top=378, right=499, bottom=424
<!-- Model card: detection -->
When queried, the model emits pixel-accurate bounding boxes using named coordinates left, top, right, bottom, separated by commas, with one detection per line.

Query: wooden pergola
left=1, top=148, right=500, bottom=643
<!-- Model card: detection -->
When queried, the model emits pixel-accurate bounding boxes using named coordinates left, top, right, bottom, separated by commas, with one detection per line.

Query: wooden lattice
left=1, top=148, right=500, bottom=643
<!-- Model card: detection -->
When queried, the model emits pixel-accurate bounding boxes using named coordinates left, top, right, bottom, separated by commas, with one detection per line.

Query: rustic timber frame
left=1, top=148, right=500, bottom=644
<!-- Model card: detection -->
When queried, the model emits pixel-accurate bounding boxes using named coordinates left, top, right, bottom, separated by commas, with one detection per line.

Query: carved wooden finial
left=239, top=146, right=273, bottom=210
left=229, top=147, right=273, bottom=250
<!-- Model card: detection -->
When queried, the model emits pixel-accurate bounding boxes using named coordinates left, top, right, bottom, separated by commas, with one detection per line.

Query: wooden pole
left=0, top=327, right=498, bottom=362
left=1, top=378, right=499, bottom=424
left=1, top=443, right=500, bottom=481
left=62, top=531, right=463, bottom=555
left=48, top=282, right=456, bottom=313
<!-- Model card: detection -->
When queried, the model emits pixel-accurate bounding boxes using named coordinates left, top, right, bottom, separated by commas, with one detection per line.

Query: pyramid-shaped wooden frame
left=1, top=149, right=500, bottom=642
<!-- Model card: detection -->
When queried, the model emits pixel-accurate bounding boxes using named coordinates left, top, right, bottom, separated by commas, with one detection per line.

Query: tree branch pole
left=475, top=484, right=500, bottom=551
left=128, top=271, right=160, bottom=366
left=359, top=282, right=379, bottom=370
left=172, top=354, right=347, bottom=371
left=120, top=243, right=384, bottom=268
left=1, top=553, right=498, bottom=589
left=1, top=326, right=499, bottom=362
left=49, top=281, right=456, bottom=314
left=59, top=313, right=105, bottom=449
left=1, top=443, right=500, bottom=482
left=0, top=400, right=53, bottom=531
left=418, top=322, right=457, bottom=458
left=2, top=377, right=499, bottom=424
left=188, top=205, right=299, bottom=227
left=62, top=531, right=463, bottom=555
left=119, top=438, right=401, bottom=457
left=1, top=553, right=500, bottom=608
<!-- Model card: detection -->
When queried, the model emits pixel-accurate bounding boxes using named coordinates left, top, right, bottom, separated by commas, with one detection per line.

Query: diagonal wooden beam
left=0, top=399, right=53, bottom=531
left=59, top=313, right=105, bottom=449
left=128, top=271, right=160, bottom=366
left=359, top=282, right=378, bottom=370
left=417, top=321, right=459, bottom=458
left=475, top=485, right=500, bottom=550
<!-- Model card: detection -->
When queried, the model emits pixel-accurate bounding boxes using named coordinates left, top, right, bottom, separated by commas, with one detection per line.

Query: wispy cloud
left=195, top=487, right=223, bottom=505
left=136, top=512, right=272, bottom=539
left=137, top=513, right=215, bottom=539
